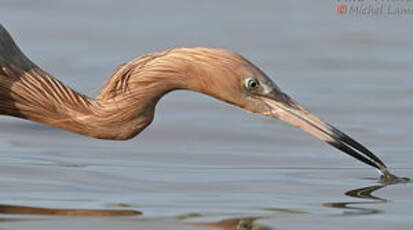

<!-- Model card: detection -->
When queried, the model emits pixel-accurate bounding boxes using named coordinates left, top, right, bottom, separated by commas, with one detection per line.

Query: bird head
left=164, top=47, right=387, bottom=173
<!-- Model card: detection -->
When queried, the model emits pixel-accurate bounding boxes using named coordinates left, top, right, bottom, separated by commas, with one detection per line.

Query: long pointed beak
left=260, top=93, right=388, bottom=174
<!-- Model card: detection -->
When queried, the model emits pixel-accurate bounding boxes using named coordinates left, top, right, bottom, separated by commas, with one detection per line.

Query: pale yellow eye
left=246, top=79, right=259, bottom=89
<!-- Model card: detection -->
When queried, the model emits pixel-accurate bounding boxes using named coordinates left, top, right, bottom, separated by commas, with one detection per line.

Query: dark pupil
left=249, top=80, right=257, bottom=88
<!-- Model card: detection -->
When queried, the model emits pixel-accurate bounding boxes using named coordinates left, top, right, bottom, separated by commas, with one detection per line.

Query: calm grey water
left=1, top=0, right=413, bottom=229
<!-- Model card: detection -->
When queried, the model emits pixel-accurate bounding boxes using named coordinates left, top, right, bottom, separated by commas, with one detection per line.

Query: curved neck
left=0, top=25, right=227, bottom=140
left=1, top=66, right=181, bottom=140
left=0, top=25, right=185, bottom=140
left=0, top=61, right=177, bottom=140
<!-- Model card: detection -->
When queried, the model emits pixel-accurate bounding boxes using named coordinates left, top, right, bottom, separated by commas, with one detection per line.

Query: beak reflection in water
left=259, top=93, right=389, bottom=176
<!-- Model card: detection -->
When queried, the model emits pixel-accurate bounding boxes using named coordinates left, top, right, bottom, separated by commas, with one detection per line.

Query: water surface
left=1, top=1, right=413, bottom=229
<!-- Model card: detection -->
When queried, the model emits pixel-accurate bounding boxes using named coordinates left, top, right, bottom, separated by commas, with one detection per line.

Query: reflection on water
left=191, top=217, right=273, bottom=230
left=0, top=204, right=274, bottom=229
left=345, top=184, right=386, bottom=201
left=324, top=175, right=411, bottom=216
left=0, top=204, right=140, bottom=216
left=0, top=182, right=410, bottom=229
left=324, top=184, right=386, bottom=216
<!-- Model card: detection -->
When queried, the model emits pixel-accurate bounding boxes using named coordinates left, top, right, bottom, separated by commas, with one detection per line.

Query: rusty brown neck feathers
left=0, top=26, right=244, bottom=140
left=0, top=26, right=396, bottom=175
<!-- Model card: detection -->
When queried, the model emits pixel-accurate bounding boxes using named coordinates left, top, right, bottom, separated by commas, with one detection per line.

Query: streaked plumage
left=0, top=25, right=393, bottom=178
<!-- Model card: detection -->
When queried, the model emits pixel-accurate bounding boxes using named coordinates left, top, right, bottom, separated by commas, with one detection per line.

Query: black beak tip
left=326, top=126, right=387, bottom=171
left=328, top=131, right=411, bottom=184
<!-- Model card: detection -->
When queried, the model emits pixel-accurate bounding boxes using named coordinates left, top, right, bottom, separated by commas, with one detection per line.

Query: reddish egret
left=0, top=25, right=390, bottom=176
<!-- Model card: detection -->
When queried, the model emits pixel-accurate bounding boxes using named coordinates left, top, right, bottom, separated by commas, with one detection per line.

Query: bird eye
left=246, top=78, right=259, bottom=90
